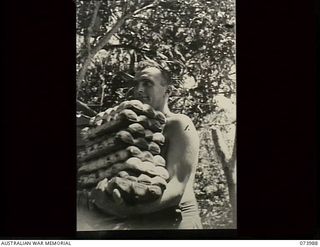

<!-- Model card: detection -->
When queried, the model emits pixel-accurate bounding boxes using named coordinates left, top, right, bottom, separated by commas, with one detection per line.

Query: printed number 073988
left=300, top=241, right=318, bottom=245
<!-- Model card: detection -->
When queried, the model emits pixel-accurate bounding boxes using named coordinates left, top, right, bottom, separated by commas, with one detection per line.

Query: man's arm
left=91, top=114, right=199, bottom=217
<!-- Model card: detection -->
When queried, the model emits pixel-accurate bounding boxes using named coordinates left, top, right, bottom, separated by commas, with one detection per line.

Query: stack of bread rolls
left=77, top=100, right=168, bottom=205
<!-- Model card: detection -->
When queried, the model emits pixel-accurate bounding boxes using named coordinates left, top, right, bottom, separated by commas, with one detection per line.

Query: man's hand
left=90, top=179, right=128, bottom=218
left=96, top=178, right=124, bottom=204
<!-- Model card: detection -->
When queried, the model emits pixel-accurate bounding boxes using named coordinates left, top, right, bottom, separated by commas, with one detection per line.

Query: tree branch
left=85, top=1, right=101, bottom=54
left=103, top=44, right=150, bottom=53
left=76, top=0, right=159, bottom=93
left=92, top=1, right=158, bottom=56
left=201, top=120, right=237, bottom=128
left=77, top=14, right=128, bottom=92
left=77, top=99, right=97, bottom=117
left=132, top=2, right=157, bottom=16
left=131, top=16, right=150, bottom=21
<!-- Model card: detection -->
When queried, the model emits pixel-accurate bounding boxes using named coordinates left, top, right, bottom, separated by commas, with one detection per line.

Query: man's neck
left=159, top=98, right=172, bottom=117
left=162, top=104, right=171, bottom=117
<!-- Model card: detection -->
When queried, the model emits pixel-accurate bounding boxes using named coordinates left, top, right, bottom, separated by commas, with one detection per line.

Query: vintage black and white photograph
left=76, top=0, right=236, bottom=230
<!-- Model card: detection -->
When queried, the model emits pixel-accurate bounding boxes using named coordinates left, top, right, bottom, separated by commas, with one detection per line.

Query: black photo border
left=0, top=0, right=318, bottom=240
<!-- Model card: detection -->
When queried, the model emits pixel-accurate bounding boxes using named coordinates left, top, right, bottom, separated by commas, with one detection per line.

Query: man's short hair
left=135, top=60, right=172, bottom=85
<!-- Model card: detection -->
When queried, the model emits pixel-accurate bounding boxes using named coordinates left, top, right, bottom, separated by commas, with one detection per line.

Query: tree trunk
left=211, top=127, right=236, bottom=227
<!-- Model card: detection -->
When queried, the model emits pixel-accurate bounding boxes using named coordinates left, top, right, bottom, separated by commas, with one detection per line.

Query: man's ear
left=166, top=85, right=173, bottom=96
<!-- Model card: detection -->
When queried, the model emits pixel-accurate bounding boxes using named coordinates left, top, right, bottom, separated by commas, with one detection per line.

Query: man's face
left=133, top=67, right=168, bottom=110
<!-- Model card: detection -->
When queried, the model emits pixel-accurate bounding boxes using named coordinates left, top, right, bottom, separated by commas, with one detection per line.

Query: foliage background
left=76, top=0, right=236, bottom=229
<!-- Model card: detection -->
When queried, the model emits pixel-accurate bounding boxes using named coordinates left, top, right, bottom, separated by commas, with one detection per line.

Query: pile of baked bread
left=77, top=100, right=168, bottom=205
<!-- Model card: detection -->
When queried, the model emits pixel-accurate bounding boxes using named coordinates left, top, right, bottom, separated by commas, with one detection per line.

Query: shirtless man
left=90, top=60, right=202, bottom=229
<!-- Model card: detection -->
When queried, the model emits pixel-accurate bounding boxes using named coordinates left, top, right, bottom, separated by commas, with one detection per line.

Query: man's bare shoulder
left=166, top=113, right=194, bottom=127
left=164, top=113, right=198, bottom=139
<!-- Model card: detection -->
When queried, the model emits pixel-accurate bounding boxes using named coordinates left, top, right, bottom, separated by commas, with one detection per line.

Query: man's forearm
left=126, top=180, right=184, bottom=216
left=91, top=177, right=185, bottom=217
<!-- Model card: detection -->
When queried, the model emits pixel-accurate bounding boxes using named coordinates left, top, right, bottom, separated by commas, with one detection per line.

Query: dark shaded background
left=0, top=0, right=318, bottom=239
